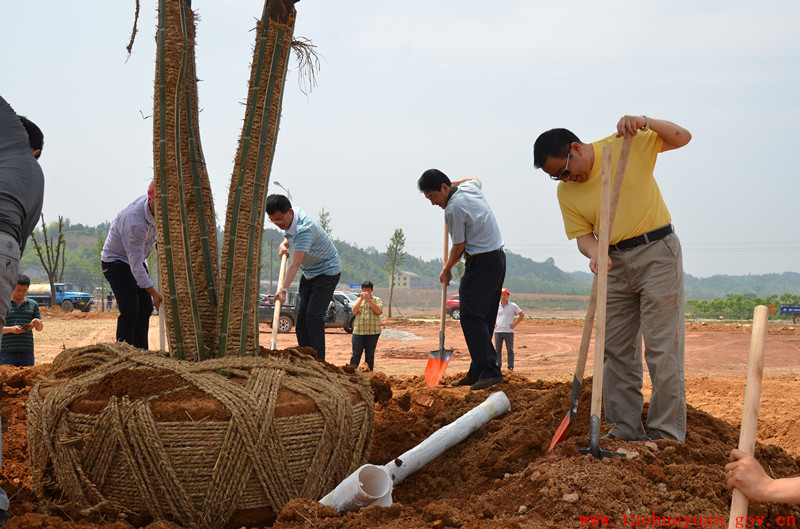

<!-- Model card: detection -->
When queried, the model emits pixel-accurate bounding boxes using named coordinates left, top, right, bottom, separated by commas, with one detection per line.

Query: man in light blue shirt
left=267, top=194, right=341, bottom=361
left=419, top=169, right=506, bottom=390
left=101, top=181, right=162, bottom=349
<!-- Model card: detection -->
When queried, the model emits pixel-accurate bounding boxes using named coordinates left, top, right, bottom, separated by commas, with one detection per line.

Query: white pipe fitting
left=319, top=464, right=393, bottom=513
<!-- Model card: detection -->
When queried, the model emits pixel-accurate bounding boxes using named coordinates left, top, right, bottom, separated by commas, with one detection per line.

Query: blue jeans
left=459, top=250, right=506, bottom=381
left=494, top=332, right=514, bottom=369
left=102, top=260, right=153, bottom=349
left=350, top=334, right=379, bottom=370
left=296, top=273, right=340, bottom=362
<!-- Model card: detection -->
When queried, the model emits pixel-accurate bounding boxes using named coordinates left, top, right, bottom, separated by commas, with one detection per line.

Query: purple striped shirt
left=101, top=195, right=156, bottom=289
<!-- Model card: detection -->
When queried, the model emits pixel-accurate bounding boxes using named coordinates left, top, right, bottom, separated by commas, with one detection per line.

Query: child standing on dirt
left=1, top=274, right=44, bottom=367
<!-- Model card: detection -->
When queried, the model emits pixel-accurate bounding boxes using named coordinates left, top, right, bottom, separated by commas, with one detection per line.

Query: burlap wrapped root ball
left=27, top=343, right=374, bottom=529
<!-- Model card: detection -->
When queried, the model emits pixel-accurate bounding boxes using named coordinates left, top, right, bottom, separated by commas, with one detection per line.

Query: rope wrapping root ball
left=27, top=343, right=374, bottom=529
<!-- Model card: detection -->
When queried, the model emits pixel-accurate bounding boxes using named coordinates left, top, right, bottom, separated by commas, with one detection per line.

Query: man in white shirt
left=494, top=288, right=524, bottom=371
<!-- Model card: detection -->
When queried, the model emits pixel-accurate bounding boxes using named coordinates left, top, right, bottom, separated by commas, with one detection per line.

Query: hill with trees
left=19, top=221, right=800, bottom=302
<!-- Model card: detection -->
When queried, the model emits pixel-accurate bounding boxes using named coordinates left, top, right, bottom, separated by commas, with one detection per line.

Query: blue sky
left=2, top=1, right=798, bottom=277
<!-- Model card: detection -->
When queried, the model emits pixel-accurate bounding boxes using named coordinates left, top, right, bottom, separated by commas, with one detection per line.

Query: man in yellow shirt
left=533, top=115, right=691, bottom=442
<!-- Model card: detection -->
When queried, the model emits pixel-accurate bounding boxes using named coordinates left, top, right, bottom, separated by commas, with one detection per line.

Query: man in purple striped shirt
left=101, top=181, right=162, bottom=349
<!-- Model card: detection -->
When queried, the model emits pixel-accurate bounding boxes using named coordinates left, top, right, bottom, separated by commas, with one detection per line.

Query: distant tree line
left=20, top=220, right=800, bottom=300
left=686, top=293, right=800, bottom=321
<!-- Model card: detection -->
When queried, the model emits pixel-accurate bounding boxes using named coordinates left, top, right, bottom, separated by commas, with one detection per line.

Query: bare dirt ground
left=1, top=309, right=799, bottom=528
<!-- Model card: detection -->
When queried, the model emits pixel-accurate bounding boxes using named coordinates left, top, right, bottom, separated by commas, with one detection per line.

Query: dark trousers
left=296, top=272, right=340, bottom=362
left=0, top=351, right=34, bottom=367
left=460, top=250, right=506, bottom=380
left=350, top=334, right=379, bottom=370
left=102, top=260, right=153, bottom=349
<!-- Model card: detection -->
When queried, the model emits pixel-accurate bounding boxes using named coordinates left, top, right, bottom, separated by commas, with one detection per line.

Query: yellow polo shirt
left=557, top=130, right=671, bottom=245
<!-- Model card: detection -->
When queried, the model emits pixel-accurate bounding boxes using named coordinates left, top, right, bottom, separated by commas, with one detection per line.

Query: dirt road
left=37, top=310, right=800, bottom=380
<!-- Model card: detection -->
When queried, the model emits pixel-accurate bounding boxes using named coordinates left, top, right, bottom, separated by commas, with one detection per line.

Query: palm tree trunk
left=218, top=0, right=296, bottom=357
left=153, top=0, right=219, bottom=361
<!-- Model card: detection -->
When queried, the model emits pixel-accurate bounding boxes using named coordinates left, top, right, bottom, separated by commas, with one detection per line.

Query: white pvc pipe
left=319, top=464, right=393, bottom=512
left=383, top=391, right=510, bottom=485
left=318, top=391, right=510, bottom=512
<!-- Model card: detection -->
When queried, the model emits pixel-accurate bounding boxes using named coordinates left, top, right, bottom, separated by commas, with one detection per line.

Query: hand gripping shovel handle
left=270, top=253, right=288, bottom=350
left=727, top=305, right=768, bottom=528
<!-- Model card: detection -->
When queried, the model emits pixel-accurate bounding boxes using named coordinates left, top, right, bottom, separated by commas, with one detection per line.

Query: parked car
left=328, top=292, right=356, bottom=333
left=446, top=294, right=460, bottom=320
left=258, top=291, right=356, bottom=333
left=335, top=290, right=360, bottom=305
left=259, top=293, right=297, bottom=333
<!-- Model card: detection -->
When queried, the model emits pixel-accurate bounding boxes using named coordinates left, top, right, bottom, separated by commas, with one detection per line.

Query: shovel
left=270, top=253, right=289, bottom=350
left=578, top=141, right=632, bottom=459
left=549, top=277, right=597, bottom=451
left=550, top=137, right=632, bottom=451
left=425, top=223, right=453, bottom=387
left=728, top=305, right=768, bottom=526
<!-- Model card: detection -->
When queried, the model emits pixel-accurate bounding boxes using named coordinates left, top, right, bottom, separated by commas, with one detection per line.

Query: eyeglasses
left=551, top=152, right=571, bottom=181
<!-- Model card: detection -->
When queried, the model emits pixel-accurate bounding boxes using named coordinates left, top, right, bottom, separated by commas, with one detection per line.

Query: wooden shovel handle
left=440, top=222, right=448, bottom=333
left=574, top=277, right=597, bottom=381
left=573, top=137, right=631, bottom=387
left=589, top=147, right=614, bottom=418
left=270, top=253, right=289, bottom=350
left=728, top=305, right=768, bottom=527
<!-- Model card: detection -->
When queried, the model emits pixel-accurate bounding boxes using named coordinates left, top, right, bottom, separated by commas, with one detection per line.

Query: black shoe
left=600, top=432, right=649, bottom=441
left=469, top=377, right=503, bottom=390
left=646, top=430, right=665, bottom=440
left=0, top=509, right=9, bottom=527
left=451, top=375, right=477, bottom=387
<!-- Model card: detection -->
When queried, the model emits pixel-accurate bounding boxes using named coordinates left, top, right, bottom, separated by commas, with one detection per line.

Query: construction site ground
left=1, top=308, right=799, bottom=528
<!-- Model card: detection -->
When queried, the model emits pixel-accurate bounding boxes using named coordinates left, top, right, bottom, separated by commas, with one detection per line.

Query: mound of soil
left=2, top=364, right=800, bottom=528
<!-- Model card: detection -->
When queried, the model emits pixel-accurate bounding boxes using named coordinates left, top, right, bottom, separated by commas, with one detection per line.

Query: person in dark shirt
left=0, top=94, right=45, bottom=526
left=1, top=274, right=43, bottom=367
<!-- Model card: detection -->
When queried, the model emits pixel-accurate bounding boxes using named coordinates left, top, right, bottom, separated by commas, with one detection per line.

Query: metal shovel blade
left=578, top=414, right=625, bottom=459
left=425, top=333, right=452, bottom=387
left=548, top=374, right=583, bottom=451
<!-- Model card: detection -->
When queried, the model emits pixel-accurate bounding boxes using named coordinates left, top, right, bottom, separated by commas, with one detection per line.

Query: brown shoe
left=451, top=375, right=477, bottom=387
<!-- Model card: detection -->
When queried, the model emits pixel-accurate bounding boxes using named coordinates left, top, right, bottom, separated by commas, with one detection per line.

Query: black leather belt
left=464, top=248, right=504, bottom=259
left=610, top=224, right=673, bottom=252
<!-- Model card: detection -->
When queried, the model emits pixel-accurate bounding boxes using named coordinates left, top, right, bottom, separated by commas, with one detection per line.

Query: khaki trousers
left=603, top=232, right=686, bottom=442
